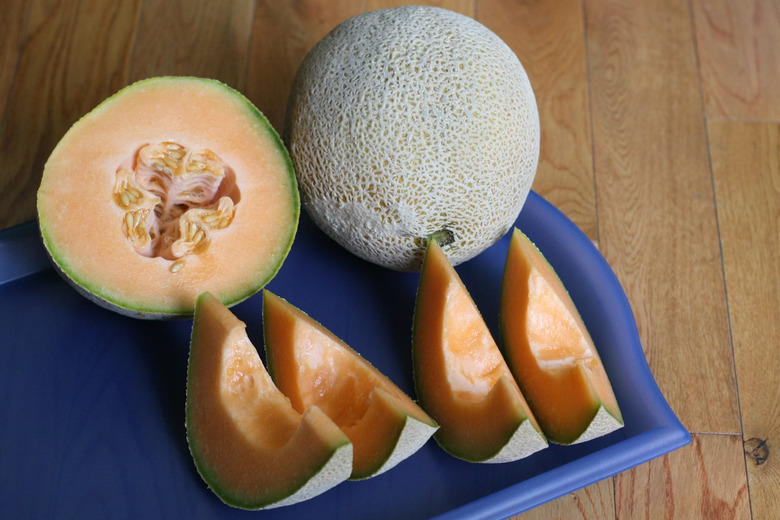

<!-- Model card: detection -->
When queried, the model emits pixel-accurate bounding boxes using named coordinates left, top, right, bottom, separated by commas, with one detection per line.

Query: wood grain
left=246, top=0, right=363, bottom=134
left=691, top=0, right=780, bottom=121
left=614, top=434, right=750, bottom=519
left=0, top=0, right=29, bottom=126
left=365, top=0, right=475, bottom=16
left=478, top=0, right=597, bottom=241
left=709, top=119, right=780, bottom=519
left=515, top=480, right=614, bottom=520
left=129, top=0, right=255, bottom=90
left=0, top=0, right=141, bottom=230
left=585, top=0, right=739, bottom=435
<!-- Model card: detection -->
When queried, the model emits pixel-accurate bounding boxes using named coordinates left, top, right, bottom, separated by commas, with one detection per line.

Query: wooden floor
left=1, top=1, right=778, bottom=518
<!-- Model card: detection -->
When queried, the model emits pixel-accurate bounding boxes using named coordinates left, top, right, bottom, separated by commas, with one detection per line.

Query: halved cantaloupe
left=412, top=240, right=547, bottom=462
left=500, top=228, right=623, bottom=445
left=262, top=290, right=438, bottom=480
left=37, top=76, right=299, bottom=319
left=186, top=292, right=352, bottom=509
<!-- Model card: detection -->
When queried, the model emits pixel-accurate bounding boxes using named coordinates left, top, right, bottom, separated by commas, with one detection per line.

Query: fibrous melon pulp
left=500, top=229, right=623, bottom=444
left=37, top=76, right=299, bottom=318
left=285, top=6, right=539, bottom=271
left=412, top=240, right=547, bottom=462
left=186, top=292, right=352, bottom=509
left=263, top=291, right=438, bottom=480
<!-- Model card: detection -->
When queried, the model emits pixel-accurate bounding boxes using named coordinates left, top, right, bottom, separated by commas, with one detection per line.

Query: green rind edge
left=37, top=76, right=300, bottom=319
left=499, top=228, right=624, bottom=444
left=262, top=290, right=437, bottom=479
left=184, top=292, right=350, bottom=509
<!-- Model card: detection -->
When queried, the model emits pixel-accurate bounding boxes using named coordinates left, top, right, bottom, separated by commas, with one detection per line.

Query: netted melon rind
left=285, top=6, right=539, bottom=271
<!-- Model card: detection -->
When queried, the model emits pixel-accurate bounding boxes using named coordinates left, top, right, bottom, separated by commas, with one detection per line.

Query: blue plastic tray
left=0, top=192, right=689, bottom=519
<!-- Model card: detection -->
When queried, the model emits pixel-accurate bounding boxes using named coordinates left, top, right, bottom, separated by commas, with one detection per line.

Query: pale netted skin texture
left=285, top=6, right=540, bottom=271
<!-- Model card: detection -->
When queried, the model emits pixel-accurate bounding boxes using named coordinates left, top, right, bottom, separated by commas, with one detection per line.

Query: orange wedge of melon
left=500, top=228, right=623, bottom=445
left=186, top=292, right=352, bottom=509
left=263, top=290, right=438, bottom=480
left=412, top=240, right=548, bottom=462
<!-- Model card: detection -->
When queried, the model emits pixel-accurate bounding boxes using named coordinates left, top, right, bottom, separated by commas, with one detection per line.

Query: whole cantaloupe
left=284, top=6, right=539, bottom=271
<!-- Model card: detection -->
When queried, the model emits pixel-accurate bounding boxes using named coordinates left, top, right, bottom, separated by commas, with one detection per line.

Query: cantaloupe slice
left=263, top=291, right=438, bottom=480
left=500, top=228, right=623, bottom=445
left=186, top=292, right=352, bottom=509
left=412, top=240, right=547, bottom=462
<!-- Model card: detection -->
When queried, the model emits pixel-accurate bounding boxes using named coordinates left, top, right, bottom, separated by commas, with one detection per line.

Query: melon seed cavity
left=113, top=142, right=239, bottom=266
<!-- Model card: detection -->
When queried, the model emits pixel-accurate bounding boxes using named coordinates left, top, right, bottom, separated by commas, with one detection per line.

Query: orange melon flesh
left=412, top=240, right=547, bottom=462
left=500, top=228, right=623, bottom=445
left=37, top=77, right=299, bottom=318
left=262, top=290, right=438, bottom=480
left=186, top=292, right=352, bottom=509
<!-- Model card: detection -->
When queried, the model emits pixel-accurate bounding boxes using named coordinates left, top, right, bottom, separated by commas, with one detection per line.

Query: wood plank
left=478, top=0, right=597, bottom=240
left=246, top=0, right=474, bottom=136
left=585, top=0, right=739, bottom=434
left=614, top=434, right=750, bottom=519
left=0, top=0, right=29, bottom=125
left=691, top=0, right=780, bottom=121
left=0, top=0, right=142, bottom=230
left=709, top=119, right=780, bottom=518
left=513, top=480, right=614, bottom=519
left=480, top=2, right=609, bottom=518
left=129, top=0, right=255, bottom=90
left=245, top=0, right=363, bottom=134
left=365, top=0, right=474, bottom=16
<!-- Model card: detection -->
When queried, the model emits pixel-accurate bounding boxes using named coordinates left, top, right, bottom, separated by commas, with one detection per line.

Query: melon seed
left=169, top=259, right=186, bottom=273
left=113, top=141, right=240, bottom=261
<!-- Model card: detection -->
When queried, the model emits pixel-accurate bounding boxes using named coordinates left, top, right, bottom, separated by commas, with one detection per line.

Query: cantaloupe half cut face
left=186, top=292, right=352, bottom=509
left=262, top=290, right=438, bottom=480
left=500, top=228, right=623, bottom=445
left=412, top=240, right=547, bottom=463
left=37, top=77, right=299, bottom=319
